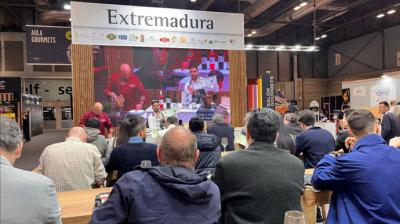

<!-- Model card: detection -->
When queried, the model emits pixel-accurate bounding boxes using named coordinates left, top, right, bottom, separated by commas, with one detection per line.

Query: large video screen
left=93, top=46, right=230, bottom=125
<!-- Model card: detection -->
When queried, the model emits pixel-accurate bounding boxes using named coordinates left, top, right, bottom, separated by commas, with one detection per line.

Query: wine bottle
left=159, top=90, right=164, bottom=110
left=209, top=50, right=216, bottom=70
left=166, top=90, right=171, bottom=109
left=201, top=50, right=207, bottom=70
left=218, top=50, right=224, bottom=70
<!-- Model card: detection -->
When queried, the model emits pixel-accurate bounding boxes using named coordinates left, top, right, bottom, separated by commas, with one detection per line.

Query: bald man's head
left=158, top=127, right=199, bottom=169
left=120, top=63, right=131, bottom=80
left=93, top=102, right=103, bottom=115
left=68, top=127, right=87, bottom=142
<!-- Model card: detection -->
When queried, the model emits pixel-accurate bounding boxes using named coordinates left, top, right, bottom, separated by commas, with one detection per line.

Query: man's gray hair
left=0, top=116, right=23, bottom=152
left=284, top=113, right=298, bottom=124
left=392, top=105, right=400, bottom=118
left=247, top=108, right=282, bottom=143
left=212, top=113, right=225, bottom=124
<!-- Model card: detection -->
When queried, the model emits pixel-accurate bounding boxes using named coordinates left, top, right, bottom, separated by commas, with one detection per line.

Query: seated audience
left=90, top=127, right=220, bottom=224
left=104, top=115, right=136, bottom=161
left=380, top=101, right=400, bottom=143
left=84, top=117, right=107, bottom=157
left=212, top=109, right=304, bottom=224
left=283, top=113, right=303, bottom=135
left=105, top=115, right=159, bottom=179
left=159, top=116, right=178, bottom=138
left=79, top=102, right=114, bottom=138
left=390, top=136, right=400, bottom=148
left=335, top=109, right=354, bottom=153
left=0, top=117, right=61, bottom=223
left=295, top=109, right=335, bottom=168
left=189, top=116, right=221, bottom=174
left=312, top=109, right=400, bottom=223
left=35, top=127, right=107, bottom=192
left=276, top=123, right=296, bottom=154
left=338, top=104, right=351, bottom=130
left=207, top=113, right=234, bottom=151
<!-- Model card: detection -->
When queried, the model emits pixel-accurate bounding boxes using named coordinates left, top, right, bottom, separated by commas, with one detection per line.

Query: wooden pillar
left=72, top=45, right=94, bottom=126
left=229, top=50, right=247, bottom=127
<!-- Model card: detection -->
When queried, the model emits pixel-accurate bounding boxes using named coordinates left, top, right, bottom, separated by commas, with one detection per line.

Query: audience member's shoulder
left=206, top=178, right=220, bottom=192
left=144, top=142, right=158, bottom=149
left=9, top=166, right=54, bottom=187
left=97, top=135, right=106, bottom=141
left=83, top=142, right=103, bottom=155
left=219, top=150, right=247, bottom=163
left=45, top=141, right=67, bottom=150
left=281, top=150, right=304, bottom=167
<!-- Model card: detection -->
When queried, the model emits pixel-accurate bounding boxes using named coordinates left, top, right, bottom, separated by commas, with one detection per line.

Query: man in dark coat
left=283, top=113, right=303, bottom=136
left=212, top=109, right=304, bottom=224
left=90, top=127, right=220, bottom=224
left=189, top=117, right=221, bottom=175
left=207, top=113, right=235, bottom=151
left=380, top=101, right=400, bottom=143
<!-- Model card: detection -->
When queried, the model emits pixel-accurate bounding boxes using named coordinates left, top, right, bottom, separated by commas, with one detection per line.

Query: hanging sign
left=26, top=25, right=71, bottom=65
left=71, top=1, right=244, bottom=50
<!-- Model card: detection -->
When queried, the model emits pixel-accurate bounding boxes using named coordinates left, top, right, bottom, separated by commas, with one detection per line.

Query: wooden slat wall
left=302, top=78, right=328, bottom=109
left=229, top=50, right=247, bottom=127
left=72, top=45, right=94, bottom=126
left=104, top=46, right=134, bottom=75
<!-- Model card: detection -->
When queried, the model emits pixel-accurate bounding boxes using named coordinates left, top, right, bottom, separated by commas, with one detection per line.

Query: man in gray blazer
left=212, top=109, right=305, bottom=224
left=0, top=116, right=61, bottom=224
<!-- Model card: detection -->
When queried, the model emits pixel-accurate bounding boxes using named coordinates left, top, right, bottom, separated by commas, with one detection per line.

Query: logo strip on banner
left=71, top=1, right=244, bottom=50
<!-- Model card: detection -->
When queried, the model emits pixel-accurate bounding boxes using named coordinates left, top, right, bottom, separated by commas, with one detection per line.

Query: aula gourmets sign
left=71, top=1, right=244, bottom=50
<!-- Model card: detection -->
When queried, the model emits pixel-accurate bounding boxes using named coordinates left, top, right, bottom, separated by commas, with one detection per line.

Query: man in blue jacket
left=295, top=109, right=335, bottom=168
left=90, top=127, right=220, bottom=224
left=312, top=109, right=400, bottom=223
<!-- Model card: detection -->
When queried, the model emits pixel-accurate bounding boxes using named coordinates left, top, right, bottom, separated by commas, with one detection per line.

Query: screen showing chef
left=93, top=46, right=230, bottom=125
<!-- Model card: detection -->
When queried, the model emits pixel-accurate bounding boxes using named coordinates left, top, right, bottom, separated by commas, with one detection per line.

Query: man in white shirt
left=1, top=117, right=61, bottom=223
left=184, top=66, right=207, bottom=95
left=35, top=127, right=107, bottom=192
left=147, top=100, right=165, bottom=130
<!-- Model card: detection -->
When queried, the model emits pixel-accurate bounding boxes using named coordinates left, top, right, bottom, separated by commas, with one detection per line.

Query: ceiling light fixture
left=299, top=2, right=308, bottom=7
left=387, top=9, right=396, bottom=15
left=320, top=34, right=327, bottom=39
left=245, top=44, right=319, bottom=52
left=251, top=30, right=257, bottom=35
left=306, top=46, right=317, bottom=52
left=247, top=34, right=253, bottom=37
left=190, top=0, right=197, bottom=2
left=64, top=4, right=71, bottom=10
left=376, top=13, right=385, bottom=18
left=68, top=18, right=71, bottom=22
left=315, top=37, right=321, bottom=40
left=294, top=6, right=302, bottom=11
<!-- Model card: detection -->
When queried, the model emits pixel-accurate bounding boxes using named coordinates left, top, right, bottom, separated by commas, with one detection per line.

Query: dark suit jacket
left=381, top=112, right=400, bottom=143
left=106, top=142, right=159, bottom=179
left=207, top=123, right=235, bottom=151
left=212, top=141, right=304, bottom=224
left=295, top=126, right=335, bottom=168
